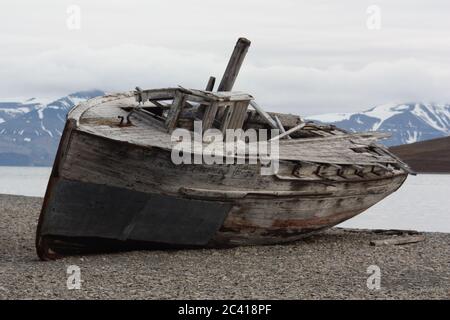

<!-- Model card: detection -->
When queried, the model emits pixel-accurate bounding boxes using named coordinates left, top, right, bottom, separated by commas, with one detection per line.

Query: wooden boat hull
left=36, top=120, right=407, bottom=260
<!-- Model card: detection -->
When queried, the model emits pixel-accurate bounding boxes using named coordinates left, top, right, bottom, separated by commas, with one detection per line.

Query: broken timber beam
left=198, top=76, right=216, bottom=116
left=165, top=91, right=186, bottom=132
left=274, top=115, right=292, bottom=139
left=270, top=122, right=306, bottom=141
left=370, top=235, right=426, bottom=246
left=250, top=100, right=293, bottom=139
left=249, top=100, right=278, bottom=129
left=205, top=76, right=216, bottom=92
left=217, top=38, right=251, bottom=91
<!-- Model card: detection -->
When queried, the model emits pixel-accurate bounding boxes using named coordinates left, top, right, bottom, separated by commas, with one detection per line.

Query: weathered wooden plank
left=179, top=187, right=333, bottom=199
left=217, top=38, right=251, bottom=92
left=138, top=88, right=177, bottom=101
left=370, top=235, right=425, bottom=246
left=220, top=101, right=249, bottom=131
left=249, top=101, right=278, bottom=129
left=181, top=88, right=253, bottom=102
left=210, top=185, right=405, bottom=245
left=205, top=76, right=216, bottom=92
left=279, top=131, right=390, bottom=145
left=62, top=130, right=407, bottom=198
left=246, top=110, right=302, bottom=129
left=165, top=91, right=186, bottom=132
left=202, top=101, right=220, bottom=131
left=197, top=77, right=216, bottom=116
left=68, top=92, right=134, bottom=124
left=235, top=101, right=249, bottom=129
left=270, top=122, right=306, bottom=141
left=274, top=115, right=292, bottom=139
left=135, top=86, right=143, bottom=103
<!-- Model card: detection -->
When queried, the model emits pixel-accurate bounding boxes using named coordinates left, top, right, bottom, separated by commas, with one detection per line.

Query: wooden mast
left=215, top=38, right=251, bottom=122
left=217, top=37, right=251, bottom=91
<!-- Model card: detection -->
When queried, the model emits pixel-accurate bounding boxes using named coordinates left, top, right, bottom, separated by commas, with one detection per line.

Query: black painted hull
left=40, top=179, right=231, bottom=247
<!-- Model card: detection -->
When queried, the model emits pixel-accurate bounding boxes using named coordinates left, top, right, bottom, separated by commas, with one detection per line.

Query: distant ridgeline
left=389, top=135, right=450, bottom=173
left=0, top=90, right=104, bottom=166
left=308, top=102, right=450, bottom=147
left=1, top=94, right=450, bottom=166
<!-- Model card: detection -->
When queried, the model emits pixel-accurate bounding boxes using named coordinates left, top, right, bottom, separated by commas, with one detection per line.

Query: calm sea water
left=339, top=174, right=450, bottom=233
left=0, top=166, right=448, bottom=232
left=0, top=166, right=52, bottom=197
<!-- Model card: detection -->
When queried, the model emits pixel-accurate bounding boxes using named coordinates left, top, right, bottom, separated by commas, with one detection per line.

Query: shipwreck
left=36, top=38, right=412, bottom=260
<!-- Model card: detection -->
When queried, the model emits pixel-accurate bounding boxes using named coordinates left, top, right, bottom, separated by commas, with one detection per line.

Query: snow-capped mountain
left=0, top=90, right=104, bottom=166
left=1, top=94, right=449, bottom=166
left=309, top=102, right=450, bottom=146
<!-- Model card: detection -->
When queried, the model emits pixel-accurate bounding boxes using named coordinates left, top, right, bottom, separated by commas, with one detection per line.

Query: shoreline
left=1, top=193, right=449, bottom=299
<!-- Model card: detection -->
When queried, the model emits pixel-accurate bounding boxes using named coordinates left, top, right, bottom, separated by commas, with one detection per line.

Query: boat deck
left=69, top=92, right=403, bottom=167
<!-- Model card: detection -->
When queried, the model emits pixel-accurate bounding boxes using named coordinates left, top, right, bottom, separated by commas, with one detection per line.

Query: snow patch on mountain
left=311, top=112, right=352, bottom=123
left=309, top=102, right=450, bottom=146
left=0, top=96, right=57, bottom=105
left=0, top=89, right=105, bottom=166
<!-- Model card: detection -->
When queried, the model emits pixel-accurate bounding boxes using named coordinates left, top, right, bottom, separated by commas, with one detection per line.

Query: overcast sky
left=1, top=0, right=450, bottom=115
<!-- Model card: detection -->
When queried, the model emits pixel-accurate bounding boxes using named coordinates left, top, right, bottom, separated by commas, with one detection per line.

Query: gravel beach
left=0, top=194, right=448, bottom=299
